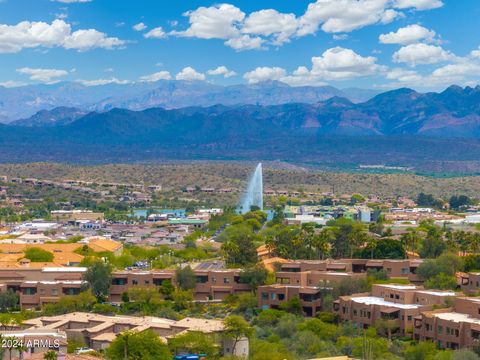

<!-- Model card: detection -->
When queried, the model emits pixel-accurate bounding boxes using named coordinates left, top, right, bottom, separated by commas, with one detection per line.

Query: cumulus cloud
left=394, top=0, right=443, bottom=10
left=76, top=77, right=131, bottom=86
left=0, top=19, right=124, bottom=53
left=393, top=43, right=453, bottom=66
left=144, top=27, right=166, bottom=39
left=170, top=1, right=443, bottom=50
left=175, top=67, right=205, bottom=81
left=16, top=67, right=68, bottom=84
left=243, top=67, right=286, bottom=84
left=379, top=24, right=436, bottom=45
left=133, top=22, right=147, bottom=32
left=298, top=0, right=401, bottom=35
left=174, top=4, right=245, bottom=39
left=243, top=47, right=385, bottom=86
left=224, top=35, right=263, bottom=50
left=289, top=47, right=385, bottom=85
left=242, top=9, right=298, bottom=45
left=207, top=66, right=236, bottom=78
left=139, top=71, right=172, bottom=82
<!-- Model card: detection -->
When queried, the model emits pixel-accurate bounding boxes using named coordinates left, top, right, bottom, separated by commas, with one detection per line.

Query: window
left=271, top=293, right=276, bottom=300
left=261, top=292, right=268, bottom=300
left=22, top=287, right=36, bottom=295
left=395, top=295, right=400, bottom=300
left=212, top=277, right=216, bottom=283
left=132, top=280, right=138, bottom=285
left=353, top=310, right=357, bottom=316
left=438, top=326, right=443, bottom=334
left=144, top=280, right=149, bottom=285
left=278, top=294, right=285, bottom=300
left=408, top=315, right=412, bottom=321
left=224, top=277, right=230, bottom=284
left=51, top=289, right=58, bottom=296
left=40, top=289, right=45, bottom=295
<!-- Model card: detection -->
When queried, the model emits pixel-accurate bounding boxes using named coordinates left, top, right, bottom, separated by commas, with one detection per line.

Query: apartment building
left=259, top=271, right=366, bottom=317
left=22, top=312, right=249, bottom=358
left=414, top=296, right=480, bottom=349
left=278, top=259, right=423, bottom=283
left=0, top=267, right=86, bottom=308
left=258, top=284, right=323, bottom=317
left=109, top=270, right=175, bottom=302
left=108, top=269, right=253, bottom=302
left=460, top=272, right=480, bottom=293
left=19, top=280, right=85, bottom=309
left=336, top=284, right=456, bottom=335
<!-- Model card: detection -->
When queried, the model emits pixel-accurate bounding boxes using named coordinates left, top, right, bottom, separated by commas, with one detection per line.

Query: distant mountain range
left=1, top=84, right=480, bottom=172
left=0, top=80, right=379, bottom=123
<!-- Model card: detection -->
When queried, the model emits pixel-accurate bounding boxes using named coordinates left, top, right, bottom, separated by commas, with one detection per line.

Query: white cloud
left=393, top=43, right=453, bottom=66
left=139, top=71, right=172, bottom=82
left=384, top=46, right=480, bottom=89
left=224, top=35, right=263, bottom=50
left=63, top=28, right=124, bottom=51
left=175, top=4, right=245, bottom=40
left=76, top=77, right=131, bottom=86
left=298, top=0, right=401, bottom=35
left=242, top=9, right=298, bottom=45
left=243, top=67, right=286, bottom=84
left=243, top=47, right=385, bottom=86
left=0, top=19, right=124, bottom=53
left=144, top=27, right=166, bottom=39
left=175, top=67, right=205, bottom=81
left=379, top=24, right=436, bottom=45
left=16, top=67, right=68, bottom=84
left=0, top=80, right=28, bottom=88
left=171, top=1, right=443, bottom=50
left=207, top=66, right=236, bottom=78
left=133, top=22, right=147, bottom=32
left=301, top=47, right=384, bottom=80
left=394, top=0, right=443, bottom=10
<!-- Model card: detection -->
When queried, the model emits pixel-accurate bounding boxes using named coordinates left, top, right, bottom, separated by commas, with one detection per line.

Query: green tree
left=0, top=290, right=19, bottom=311
left=43, top=350, right=57, bottom=360
left=404, top=341, right=438, bottom=360
left=106, top=330, right=171, bottom=360
left=223, top=315, right=254, bottom=356
left=83, top=260, right=112, bottom=301
left=239, top=265, right=268, bottom=290
left=420, top=227, right=446, bottom=258
left=175, top=266, right=196, bottom=290
left=168, top=331, right=219, bottom=358
left=24, top=247, right=54, bottom=262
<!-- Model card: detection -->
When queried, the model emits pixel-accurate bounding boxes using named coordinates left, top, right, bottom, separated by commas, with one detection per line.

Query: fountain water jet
left=238, top=163, right=263, bottom=214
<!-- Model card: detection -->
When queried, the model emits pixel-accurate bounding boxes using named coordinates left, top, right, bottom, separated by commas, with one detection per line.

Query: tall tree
left=106, top=330, right=171, bottom=360
left=84, top=260, right=112, bottom=301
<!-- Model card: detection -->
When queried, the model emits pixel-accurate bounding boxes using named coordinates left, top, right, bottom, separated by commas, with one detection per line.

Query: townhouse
left=277, top=259, right=423, bottom=283
left=460, top=272, right=480, bottom=293
left=414, top=296, right=480, bottom=349
left=336, top=284, right=456, bottom=335
left=21, top=312, right=249, bottom=358
left=259, top=271, right=367, bottom=317
left=108, top=268, right=252, bottom=302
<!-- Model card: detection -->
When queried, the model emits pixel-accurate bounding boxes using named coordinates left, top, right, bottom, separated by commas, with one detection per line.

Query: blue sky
left=0, top=0, right=479, bottom=90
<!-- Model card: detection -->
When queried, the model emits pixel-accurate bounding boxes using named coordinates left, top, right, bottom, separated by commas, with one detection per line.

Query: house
left=21, top=312, right=249, bottom=358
